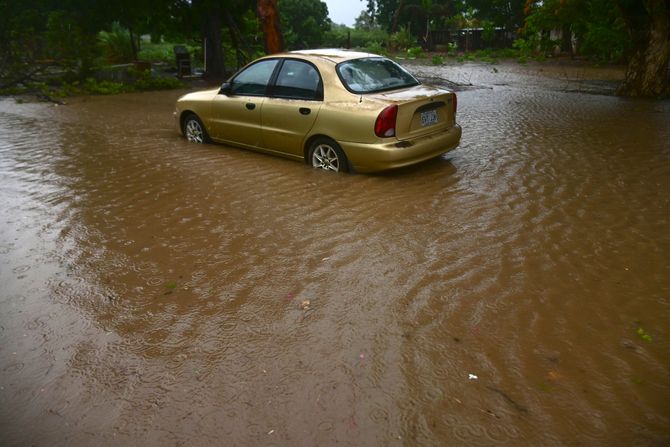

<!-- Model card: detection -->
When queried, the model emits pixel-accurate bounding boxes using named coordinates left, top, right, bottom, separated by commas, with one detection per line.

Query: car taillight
left=375, top=104, right=398, bottom=138
left=452, top=92, right=457, bottom=115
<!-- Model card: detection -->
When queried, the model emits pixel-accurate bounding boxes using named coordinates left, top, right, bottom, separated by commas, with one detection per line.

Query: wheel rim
left=185, top=119, right=204, bottom=143
left=311, top=144, right=340, bottom=172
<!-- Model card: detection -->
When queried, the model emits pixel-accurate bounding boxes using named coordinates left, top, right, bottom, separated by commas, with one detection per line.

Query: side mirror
left=219, top=81, right=232, bottom=95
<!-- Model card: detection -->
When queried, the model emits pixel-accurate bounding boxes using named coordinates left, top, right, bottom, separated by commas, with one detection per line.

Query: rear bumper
left=340, top=124, right=462, bottom=173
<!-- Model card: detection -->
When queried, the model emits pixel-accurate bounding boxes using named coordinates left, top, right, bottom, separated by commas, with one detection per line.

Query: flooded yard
left=1, top=61, right=669, bottom=446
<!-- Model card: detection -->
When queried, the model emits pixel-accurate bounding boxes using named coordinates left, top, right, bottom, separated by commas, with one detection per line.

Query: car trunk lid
left=368, top=85, right=456, bottom=140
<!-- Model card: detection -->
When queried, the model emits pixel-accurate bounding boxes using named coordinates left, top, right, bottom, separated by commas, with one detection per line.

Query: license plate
left=420, top=110, right=438, bottom=127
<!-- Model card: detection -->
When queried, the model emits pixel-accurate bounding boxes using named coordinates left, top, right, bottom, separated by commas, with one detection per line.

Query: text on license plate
left=420, top=110, right=438, bottom=127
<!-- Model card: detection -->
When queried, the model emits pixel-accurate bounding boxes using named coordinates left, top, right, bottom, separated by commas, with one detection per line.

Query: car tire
left=183, top=113, right=210, bottom=144
left=308, top=137, right=349, bottom=173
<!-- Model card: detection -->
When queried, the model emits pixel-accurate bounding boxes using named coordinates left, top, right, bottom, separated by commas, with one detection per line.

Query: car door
left=209, top=59, right=279, bottom=148
left=261, top=59, right=323, bottom=156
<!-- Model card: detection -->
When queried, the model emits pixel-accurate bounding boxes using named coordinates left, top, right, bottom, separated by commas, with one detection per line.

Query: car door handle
left=246, top=103, right=255, bottom=110
left=299, top=107, right=311, bottom=115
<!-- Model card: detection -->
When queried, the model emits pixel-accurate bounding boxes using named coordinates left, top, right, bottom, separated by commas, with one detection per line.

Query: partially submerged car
left=175, top=49, right=461, bottom=173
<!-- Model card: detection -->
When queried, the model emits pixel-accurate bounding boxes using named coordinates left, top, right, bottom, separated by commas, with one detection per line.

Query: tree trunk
left=391, top=0, right=406, bottom=34
left=128, top=28, right=137, bottom=61
left=616, top=0, right=670, bottom=97
left=204, top=12, right=225, bottom=79
left=561, top=24, right=572, bottom=57
left=257, top=0, right=284, bottom=54
left=224, top=10, right=246, bottom=70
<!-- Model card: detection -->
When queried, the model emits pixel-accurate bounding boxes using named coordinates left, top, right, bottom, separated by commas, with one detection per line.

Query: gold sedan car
left=175, top=49, right=461, bottom=173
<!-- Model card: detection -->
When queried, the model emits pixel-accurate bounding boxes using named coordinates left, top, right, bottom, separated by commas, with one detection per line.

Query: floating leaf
left=636, top=327, right=652, bottom=343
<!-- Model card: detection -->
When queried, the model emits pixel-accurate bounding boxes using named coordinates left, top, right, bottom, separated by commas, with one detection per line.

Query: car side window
left=272, top=60, right=322, bottom=101
left=231, top=59, right=279, bottom=96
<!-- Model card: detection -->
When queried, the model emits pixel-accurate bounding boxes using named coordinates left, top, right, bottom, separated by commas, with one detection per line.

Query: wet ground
left=1, top=61, right=669, bottom=446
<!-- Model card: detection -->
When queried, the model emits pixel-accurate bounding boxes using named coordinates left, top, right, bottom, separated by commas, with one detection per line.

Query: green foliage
left=323, top=24, right=389, bottom=53
left=80, top=71, right=183, bottom=95
left=98, top=22, right=134, bottom=63
left=389, top=26, right=414, bottom=51
left=84, top=78, right=127, bottom=95
left=138, top=43, right=175, bottom=64
left=132, top=69, right=183, bottom=91
left=512, top=38, right=534, bottom=58
left=521, top=0, right=629, bottom=63
left=431, top=55, right=444, bottom=65
left=465, top=0, right=525, bottom=31
left=354, top=9, right=376, bottom=31
left=481, top=20, right=495, bottom=45
left=581, top=20, right=628, bottom=63
left=447, top=42, right=458, bottom=56
left=0, top=2, right=103, bottom=86
left=497, top=47, right=518, bottom=58
left=45, top=11, right=99, bottom=73
left=407, top=46, right=425, bottom=58
left=138, top=42, right=204, bottom=68
left=636, top=327, right=652, bottom=343
left=363, top=41, right=388, bottom=55
left=279, top=0, right=330, bottom=49
left=475, top=51, right=498, bottom=64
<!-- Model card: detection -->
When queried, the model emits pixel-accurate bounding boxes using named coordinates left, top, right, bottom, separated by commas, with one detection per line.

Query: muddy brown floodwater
left=1, top=61, right=669, bottom=446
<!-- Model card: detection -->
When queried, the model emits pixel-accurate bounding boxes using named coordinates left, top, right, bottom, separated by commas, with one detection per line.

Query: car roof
left=273, top=48, right=383, bottom=64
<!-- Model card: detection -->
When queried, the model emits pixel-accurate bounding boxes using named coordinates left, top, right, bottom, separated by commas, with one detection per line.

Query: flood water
left=1, top=62, right=669, bottom=446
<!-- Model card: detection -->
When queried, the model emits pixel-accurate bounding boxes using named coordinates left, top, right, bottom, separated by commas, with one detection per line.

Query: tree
left=366, top=0, right=458, bottom=35
left=522, top=0, right=668, bottom=97
left=0, top=0, right=106, bottom=87
left=279, top=0, right=330, bottom=49
left=616, top=0, right=670, bottom=97
left=354, top=9, right=376, bottom=31
left=467, top=0, right=526, bottom=32
left=521, top=0, right=627, bottom=58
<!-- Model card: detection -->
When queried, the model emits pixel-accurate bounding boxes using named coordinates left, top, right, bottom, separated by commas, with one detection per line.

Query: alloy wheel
left=185, top=119, right=204, bottom=143
left=311, top=144, right=340, bottom=172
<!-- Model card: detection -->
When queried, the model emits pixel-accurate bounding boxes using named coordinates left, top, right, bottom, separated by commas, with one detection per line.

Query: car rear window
left=336, top=57, right=420, bottom=94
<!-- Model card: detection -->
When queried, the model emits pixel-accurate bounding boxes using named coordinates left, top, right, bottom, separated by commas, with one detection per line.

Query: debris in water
left=636, top=327, right=652, bottom=343
left=468, top=374, right=478, bottom=380
left=299, top=300, right=311, bottom=310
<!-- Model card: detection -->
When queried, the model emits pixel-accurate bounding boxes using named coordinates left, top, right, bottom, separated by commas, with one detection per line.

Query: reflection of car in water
left=175, top=49, right=462, bottom=173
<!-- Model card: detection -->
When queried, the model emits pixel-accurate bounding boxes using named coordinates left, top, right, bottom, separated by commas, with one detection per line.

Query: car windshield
left=336, top=57, right=420, bottom=94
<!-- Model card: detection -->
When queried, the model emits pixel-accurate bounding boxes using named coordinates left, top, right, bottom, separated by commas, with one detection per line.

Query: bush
left=81, top=69, right=182, bottom=95
left=84, top=78, right=127, bottom=95
left=132, top=70, right=183, bottom=90
left=512, top=38, right=534, bottom=58
left=389, top=26, right=414, bottom=51
left=447, top=42, right=458, bottom=56
left=363, top=41, right=387, bottom=55
left=138, top=43, right=175, bottom=64
left=407, top=46, right=425, bottom=58
left=431, top=55, right=444, bottom=65
left=99, top=23, right=134, bottom=63
left=581, top=22, right=628, bottom=63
